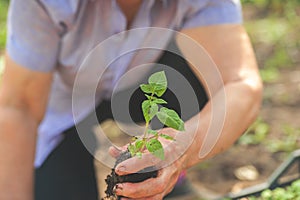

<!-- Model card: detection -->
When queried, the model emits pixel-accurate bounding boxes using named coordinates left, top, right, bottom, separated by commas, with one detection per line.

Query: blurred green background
left=0, top=0, right=8, bottom=52
left=0, top=0, right=8, bottom=76
left=242, top=0, right=300, bottom=83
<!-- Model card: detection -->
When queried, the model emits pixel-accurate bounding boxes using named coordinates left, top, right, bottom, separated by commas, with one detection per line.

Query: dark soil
left=103, top=150, right=158, bottom=200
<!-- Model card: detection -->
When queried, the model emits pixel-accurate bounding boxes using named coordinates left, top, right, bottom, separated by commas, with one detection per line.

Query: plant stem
left=142, top=91, right=155, bottom=139
left=139, top=91, right=155, bottom=152
left=142, top=121, right=149, bottom=139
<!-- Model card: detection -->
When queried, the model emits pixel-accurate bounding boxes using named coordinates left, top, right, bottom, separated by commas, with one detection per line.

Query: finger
left=108, top=146, right=122, bottom=158
left=108, top=145, right=129, bottom=158
left=120, top=196, right=162, bottom=200
left=115, top=175, right=165, bottom=198
left=115, top=143, right=182, bottom=176
left=142, top=194, right=164, bottom=200
left=115, top=152, right=162, bottom=175
left=115, top=168, right=178, bottom=199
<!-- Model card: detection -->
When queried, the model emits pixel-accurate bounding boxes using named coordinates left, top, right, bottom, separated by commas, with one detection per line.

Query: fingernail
left=117, top=166, right=126, bottom=174
left=116, top=184, right=123, bottom=190
left=113, top=184, right=123, bottom=194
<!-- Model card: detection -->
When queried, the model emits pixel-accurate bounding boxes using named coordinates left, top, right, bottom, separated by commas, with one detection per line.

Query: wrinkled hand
left=108, top=128, right=187, bottom=200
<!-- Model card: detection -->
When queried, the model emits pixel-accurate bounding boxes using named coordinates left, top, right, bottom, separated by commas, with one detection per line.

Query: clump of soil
left=102, top=150, right=158, bottom=200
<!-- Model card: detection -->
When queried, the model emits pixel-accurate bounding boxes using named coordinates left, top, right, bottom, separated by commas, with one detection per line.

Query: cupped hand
left=108, top=128, right=188, bottom=199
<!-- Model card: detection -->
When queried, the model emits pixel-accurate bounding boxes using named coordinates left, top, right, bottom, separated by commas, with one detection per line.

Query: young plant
left=102, top=71, right=185, bottom=200
left=128, top=71, right=185, bottom=160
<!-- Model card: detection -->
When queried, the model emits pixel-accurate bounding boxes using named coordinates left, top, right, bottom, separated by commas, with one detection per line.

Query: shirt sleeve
left=181, top=0, right=243, bottom=29
left=6, top=0, right=61, bottom=72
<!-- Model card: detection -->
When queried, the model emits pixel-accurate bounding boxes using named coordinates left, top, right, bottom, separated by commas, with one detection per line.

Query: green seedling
left=128, top=71, right=185, bottom=160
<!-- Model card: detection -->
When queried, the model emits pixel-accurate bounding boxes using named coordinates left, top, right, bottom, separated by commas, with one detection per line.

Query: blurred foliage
left=0, top=0, right=8, bottom=52
left=224, top=179, right=300, bottom=199
left=241, top=0, right=300, bottom=153
left=242, top=0, right=300, bottom=83
left=239, top=119, right=300, bottom=154
left=0, top=0, right=299, bottom=71
left=241, top=0, right=300, bottom=17
left=266, top=125, right=300, bottom=153
left=246, top=179, right=300, bottom=200
left=238, top=118, right=270, bottom=145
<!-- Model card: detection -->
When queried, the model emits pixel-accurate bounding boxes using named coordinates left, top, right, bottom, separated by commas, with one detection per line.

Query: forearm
left=181, top=79, right=262, bottom=169
left=173, top=25, right=263, bottom=169
left=0, top=106, right=37, bottom=200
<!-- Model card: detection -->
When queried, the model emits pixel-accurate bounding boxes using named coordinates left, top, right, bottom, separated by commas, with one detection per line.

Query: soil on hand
left=102, top=150, right=158, bottom=200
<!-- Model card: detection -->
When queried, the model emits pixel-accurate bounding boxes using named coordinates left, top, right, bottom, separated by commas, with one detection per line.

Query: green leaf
left=142, top=100, right=151, bottom=122
left=291, top=179, right=300, bottom=191
left=156, top=107, right=185, bottom=131
left=128, top=144, right=136, bottom=156
left=160, top=134, right=175, bottom=141
left=146, top=138, right=165, bottom=160
left=152, top=98, right=167, bottom=104
left=136, top=152, right=142, bottom=158
left=148, top=71, right=167, bottom=97
left=140, top=84, right=153, bottom=94
left=142, top=100, right=158, bottom=123
left=149, top=103, right=158, bottom=121
left=147, top=129, right=158, bottom=135
left=135, top=140, right=145, bottom=151
left=149, top=83, right=167, bottom=97
left=148, top=71, right=167, bottom=87
left=145, top=94, right=152, bottom=100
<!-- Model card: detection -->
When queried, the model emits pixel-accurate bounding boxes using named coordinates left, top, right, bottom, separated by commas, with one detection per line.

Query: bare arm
left=177, top=24, right=263, bottom=167
left=0, top=54, right=52, bottom=200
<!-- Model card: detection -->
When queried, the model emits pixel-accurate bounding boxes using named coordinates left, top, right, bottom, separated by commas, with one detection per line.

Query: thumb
left=108, top=145, right=128, bottom=158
